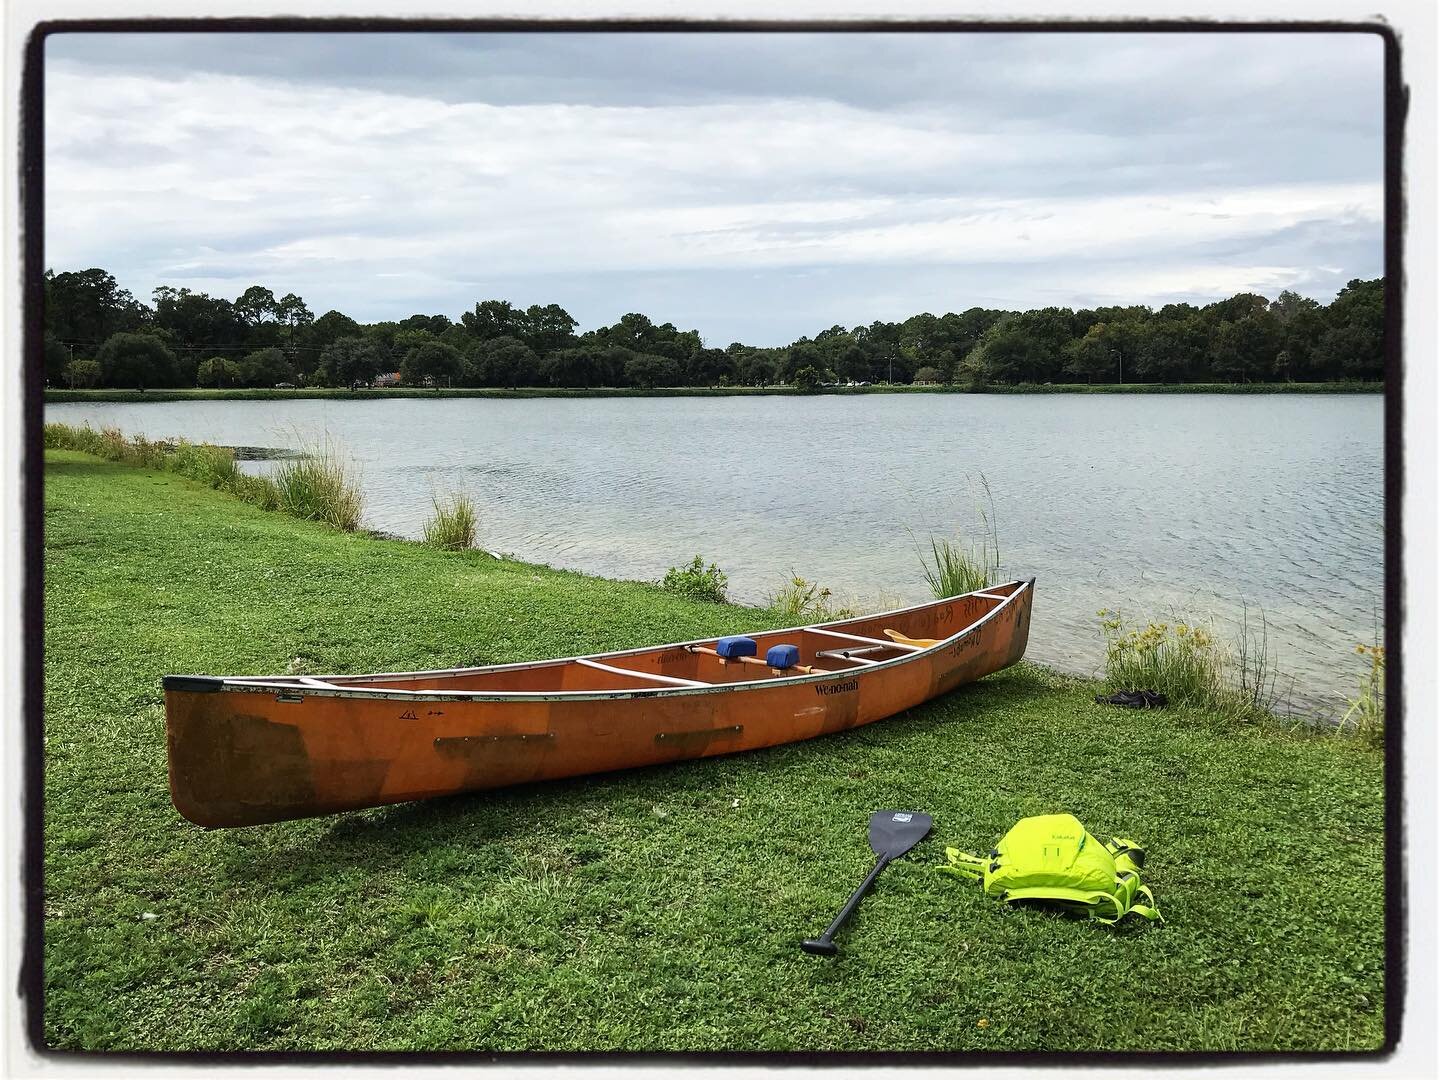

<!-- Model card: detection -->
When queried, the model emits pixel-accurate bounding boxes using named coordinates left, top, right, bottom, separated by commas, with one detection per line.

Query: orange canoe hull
left=164, top=580, right=1034, bottom=827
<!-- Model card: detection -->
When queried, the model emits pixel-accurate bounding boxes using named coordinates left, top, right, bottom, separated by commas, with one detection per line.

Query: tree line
left=42, top=268, right=1385, bottom=391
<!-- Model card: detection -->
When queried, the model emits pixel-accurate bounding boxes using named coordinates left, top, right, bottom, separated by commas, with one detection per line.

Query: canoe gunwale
left=172, top=579, right=1033, bottom=704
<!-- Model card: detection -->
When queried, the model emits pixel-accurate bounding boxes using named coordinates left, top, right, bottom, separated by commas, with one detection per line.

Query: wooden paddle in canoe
left=163, top=578, right=1035, bottom=827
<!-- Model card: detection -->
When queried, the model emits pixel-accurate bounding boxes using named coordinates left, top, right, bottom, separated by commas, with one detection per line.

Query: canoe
left=163, top=578, right=1035, bottom=827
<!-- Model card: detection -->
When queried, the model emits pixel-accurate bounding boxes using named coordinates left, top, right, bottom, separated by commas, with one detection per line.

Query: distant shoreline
left=44, top=381, right=1383, bottom=404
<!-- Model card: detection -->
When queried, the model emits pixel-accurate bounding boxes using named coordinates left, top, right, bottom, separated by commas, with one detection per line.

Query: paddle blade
left=868, top=810, right=933, bottom=859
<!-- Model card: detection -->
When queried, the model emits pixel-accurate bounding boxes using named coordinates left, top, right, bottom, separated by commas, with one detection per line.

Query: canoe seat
left=766, top=644, right=800, bottom=670
left=716, top=635, right=758, bottom=659
left=884, top=628, right=942, bottom=649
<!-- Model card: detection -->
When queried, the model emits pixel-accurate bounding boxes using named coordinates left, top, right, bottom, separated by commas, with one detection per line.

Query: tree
left=624, top=352, right=677, bottom=389
left=67, top=358, right=101, bottom=388
left=316, top=337, right=383, bottom=387
left=45, top=268, right=149, bottom=343
left=1311, top=325, right=1382, bottom=380
left=911, top=366, right=942, bottom=385
left=472, top=336, right=538, bottom=387
left=96, top=332, right=179, bottom=388
left=685, top=347, right=734, bottom=387
left=234, top=285, right=278, bottom=328
left=399, top=313, right=454, bottom=336
left=44, top=334, right=70, bottom=385
left=196, top=357, right=242, bottom=388
left=1063, top=329, right=1114, bottom=384
left=460, top=300, right=524, bottom=342
left=730, top=345, right=778, bottom=387
left=792, top=365, right=828, bottom=392
left=1204, top=292, right=1271, bottom=325
left=400, top=340, right=464, bottom=386
left=1318, top=278, right=1384, bottom=380
left=275, top=293, right=313, bottom=350
left=1134, top=315, right=1206, bottom=383
left=1268, top=291, right=1326, bottom=381
left=307, top=310, right=362, bottom=352
left=969, top=316, right=1038, bottom=384
left=521, top=303, right=578, bottom=356
left=1209, top=314, right=1280, bottom=383
left=603, top=312, right=658, bottom=352
left=240, top=347, right=294, bottom=387
left=153, top=287, right=246, bottom=348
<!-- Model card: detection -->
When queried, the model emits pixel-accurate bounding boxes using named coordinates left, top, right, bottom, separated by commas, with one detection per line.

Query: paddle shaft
left=803, top=853, right=891, bottom=953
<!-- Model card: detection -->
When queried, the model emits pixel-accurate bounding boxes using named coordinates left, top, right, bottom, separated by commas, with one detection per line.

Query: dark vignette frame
left=18, top=14, right=1407, bottom=1067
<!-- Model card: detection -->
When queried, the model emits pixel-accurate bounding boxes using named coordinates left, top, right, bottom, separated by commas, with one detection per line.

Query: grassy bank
left=42, top=450, right=1386, bottom=1053
left=43, top=380, right=1383, bottom=404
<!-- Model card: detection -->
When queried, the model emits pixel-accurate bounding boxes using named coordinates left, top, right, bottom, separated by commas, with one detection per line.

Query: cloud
left=43, top=31, right=1384, bottom=344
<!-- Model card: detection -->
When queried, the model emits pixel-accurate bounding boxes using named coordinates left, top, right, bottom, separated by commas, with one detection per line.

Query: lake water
left=47, top=394, right=1384, bottom=713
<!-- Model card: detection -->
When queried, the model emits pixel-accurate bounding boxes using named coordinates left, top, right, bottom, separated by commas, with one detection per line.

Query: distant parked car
left=274, top=382, right=296, bottom=389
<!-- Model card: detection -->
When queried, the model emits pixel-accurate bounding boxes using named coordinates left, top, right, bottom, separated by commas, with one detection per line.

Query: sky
left=44, top=30, right=1385, bottom=346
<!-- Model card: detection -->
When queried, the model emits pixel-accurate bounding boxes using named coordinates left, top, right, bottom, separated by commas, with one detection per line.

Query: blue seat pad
left=767, top=644, right=800, bottom=669
left=716, top=635, right=758, bottom=659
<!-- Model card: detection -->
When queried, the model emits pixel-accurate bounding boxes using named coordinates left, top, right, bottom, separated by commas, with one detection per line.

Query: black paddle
left=801, top=810, right=933, bottom=956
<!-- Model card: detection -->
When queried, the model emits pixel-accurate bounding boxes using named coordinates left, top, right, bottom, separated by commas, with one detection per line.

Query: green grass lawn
left=42, top=449, right=1386, bottom=1053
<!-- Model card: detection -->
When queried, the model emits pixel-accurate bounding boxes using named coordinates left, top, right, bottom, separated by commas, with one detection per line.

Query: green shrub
left=765, top=574, right=855, bottom=622
left=661, top=555, right=728, bottom=603
left=271, top=440, right=364, bottom=531
left=422, top=492, right=478, bottom=550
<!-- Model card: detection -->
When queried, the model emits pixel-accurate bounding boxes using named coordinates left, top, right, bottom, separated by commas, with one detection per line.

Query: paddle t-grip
left=801, top=853, right=891, bottom=956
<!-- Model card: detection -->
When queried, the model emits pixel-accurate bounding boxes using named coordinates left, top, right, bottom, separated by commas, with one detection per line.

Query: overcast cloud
left=44, top=31, right=1384, bottom=345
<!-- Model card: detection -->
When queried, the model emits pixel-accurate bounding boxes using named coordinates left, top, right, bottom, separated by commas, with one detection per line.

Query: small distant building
left=374, top=371, right=402, bottom=388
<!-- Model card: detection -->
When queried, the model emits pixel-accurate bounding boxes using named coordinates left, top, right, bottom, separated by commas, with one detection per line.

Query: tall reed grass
left=1337, top=642, right=1385, bottom=749
left=422, top=492, right=478, bottom=550
left=913, top=475, right=1001, bottom=598
left=270, top=439, right=364, bottom=532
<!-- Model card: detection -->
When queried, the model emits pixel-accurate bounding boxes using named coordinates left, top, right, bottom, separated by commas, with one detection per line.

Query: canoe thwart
left=804, top=627, right=926, bottom=652
left=575, top=657, right=711, bottom=687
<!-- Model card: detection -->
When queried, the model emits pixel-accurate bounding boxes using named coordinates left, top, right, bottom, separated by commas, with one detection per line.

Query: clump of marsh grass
left=1337, top=641, right=1385, bottom=749
left=766, top=573, right=856, bottom=622
left=168, top=440, right=240, bottom=488
left=422, top=491, right=478, bottom=550
left=270, top=438, right=364, bottom=531
left=912, top=475, right=1001, bottom=598
left=1097, top=606, right=1290, bottom=723
left=230, top=473, right=281, bottom=511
